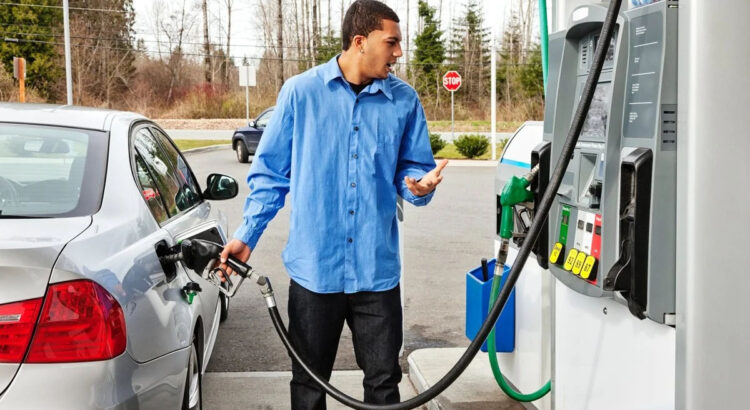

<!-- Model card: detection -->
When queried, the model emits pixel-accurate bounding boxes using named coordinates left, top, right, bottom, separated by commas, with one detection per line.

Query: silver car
left=0, top=103, right=237, bottom=409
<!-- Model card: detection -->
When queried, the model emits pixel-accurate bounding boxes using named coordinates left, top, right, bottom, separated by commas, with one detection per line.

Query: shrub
left=454, top=134, right=489, bottom=159
left=429, top=133, right=446, bottom=155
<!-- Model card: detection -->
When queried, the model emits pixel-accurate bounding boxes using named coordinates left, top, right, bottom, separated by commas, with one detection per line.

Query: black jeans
left=288, top=280, right=403, bottom=410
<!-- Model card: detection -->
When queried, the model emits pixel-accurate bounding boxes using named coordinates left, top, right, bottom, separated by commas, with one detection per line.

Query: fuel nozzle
left=496, top=165, right=540, bottom=273
left=159, top=239, right=275, bottom=305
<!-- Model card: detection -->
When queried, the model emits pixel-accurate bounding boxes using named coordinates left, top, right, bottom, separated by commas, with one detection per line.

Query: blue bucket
left=465, top=258, right=515, bottom=352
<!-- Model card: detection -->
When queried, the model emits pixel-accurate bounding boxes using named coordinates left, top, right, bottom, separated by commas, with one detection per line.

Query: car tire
left=235, top=139, right=249, bottom=163
left=219, top=281, right=229, bottom=322
left=182, top=337, right=202, bottom=410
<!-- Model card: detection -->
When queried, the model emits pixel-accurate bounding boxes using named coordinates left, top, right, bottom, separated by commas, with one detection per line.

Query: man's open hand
left=404, top=159, right=448, bottom=197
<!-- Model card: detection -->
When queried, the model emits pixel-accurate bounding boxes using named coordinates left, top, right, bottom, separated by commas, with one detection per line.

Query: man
left=220, top=0, right=447, bottom=408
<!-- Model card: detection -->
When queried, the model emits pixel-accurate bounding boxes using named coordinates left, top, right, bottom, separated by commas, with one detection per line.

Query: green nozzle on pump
left=492, top=166, right=551, bottom=402
left=499, top=174, right=536, bottom=239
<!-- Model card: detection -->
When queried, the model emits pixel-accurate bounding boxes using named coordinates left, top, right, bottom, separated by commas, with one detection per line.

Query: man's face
left=361, top=19, right=403, bottom=80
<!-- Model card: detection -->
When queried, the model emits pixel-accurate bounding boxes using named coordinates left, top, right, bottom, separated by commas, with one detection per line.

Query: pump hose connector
left=524, top=164, right=540, bottom=185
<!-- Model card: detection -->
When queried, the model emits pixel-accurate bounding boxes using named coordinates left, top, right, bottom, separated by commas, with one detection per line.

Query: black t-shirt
left=348, top=81, right=370, bottom=95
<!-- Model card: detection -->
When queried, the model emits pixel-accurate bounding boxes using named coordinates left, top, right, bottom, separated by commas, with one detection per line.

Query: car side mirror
left=249, top=120, right=257, bottom=128
left=203, top=173, right=238, bottom=200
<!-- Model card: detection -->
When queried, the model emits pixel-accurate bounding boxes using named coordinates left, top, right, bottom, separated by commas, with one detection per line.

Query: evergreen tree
left=413, top=0, right=445, bottom=97
left=0, top=0, right=63, bottom=99
left=498, top=12, right=543, bottom=102
left=316, top=34, right=341, bottom=65
left=448, top=0, right=490, bottom=105
left=519, top=42, right=544, bottom=99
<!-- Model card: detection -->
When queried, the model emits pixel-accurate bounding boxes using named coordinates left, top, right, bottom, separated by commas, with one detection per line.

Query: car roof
left=0, top=103, right=145, bottom=131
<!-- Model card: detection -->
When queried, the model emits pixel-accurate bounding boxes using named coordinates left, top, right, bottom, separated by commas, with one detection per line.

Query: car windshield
left=0, top=123, right=108, bottom=218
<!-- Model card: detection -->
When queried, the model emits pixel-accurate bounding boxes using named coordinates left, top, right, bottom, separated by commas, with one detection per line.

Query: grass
left=427, top=120, right=523, bottom=133
left=434, top=141, right=507, bottom=160
left=173, top=139, right=231, bottom=151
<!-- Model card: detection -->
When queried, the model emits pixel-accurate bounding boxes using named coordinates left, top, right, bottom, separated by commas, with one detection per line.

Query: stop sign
left=443, top=71, right=462, bottom=92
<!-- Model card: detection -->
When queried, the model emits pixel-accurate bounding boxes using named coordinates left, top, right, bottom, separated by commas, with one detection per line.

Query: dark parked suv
left=232, top=106, right=274, bottom=163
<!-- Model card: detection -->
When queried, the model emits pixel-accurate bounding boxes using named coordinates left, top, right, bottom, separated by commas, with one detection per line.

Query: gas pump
left=492, top=1, right=678, bottom=408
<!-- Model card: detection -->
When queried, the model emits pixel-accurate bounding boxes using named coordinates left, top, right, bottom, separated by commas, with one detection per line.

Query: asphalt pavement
left=185, top=146, right=499, bottom=406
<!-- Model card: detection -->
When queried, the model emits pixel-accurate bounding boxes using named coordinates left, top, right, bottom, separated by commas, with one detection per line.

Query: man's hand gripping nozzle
left=496, top=165, right=540, bottom=276
left=159, top=239, right=277, bottom=308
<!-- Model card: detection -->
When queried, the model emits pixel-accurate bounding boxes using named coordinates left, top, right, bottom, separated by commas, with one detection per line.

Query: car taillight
left=26, top=280, right=127, bottom=363
left=0, top=299, right=43, bottom=363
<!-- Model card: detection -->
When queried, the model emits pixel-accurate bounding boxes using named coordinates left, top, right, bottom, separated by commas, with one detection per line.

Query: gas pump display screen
left=581, top=82, right=611, bottom=140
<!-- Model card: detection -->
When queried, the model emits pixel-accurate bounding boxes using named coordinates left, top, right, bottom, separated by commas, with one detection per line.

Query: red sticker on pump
left=591, top=214, right=602, bottom=259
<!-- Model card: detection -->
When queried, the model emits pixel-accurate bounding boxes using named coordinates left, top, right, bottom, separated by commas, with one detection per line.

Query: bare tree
left=202, top=0, right=211, bottom=82
left=517, top=0, right=535, bottom=62
left=303, top=0, right=310, bottom=66
left=278, top=0, right=284, bottom=89
left=153, top=0, right=196, bottom=102
left=312, top=0, right=319, bottom=62
left=406, top=0, right=410, bottom=82
left=224, top=0, right=234, bottom=84
left=293, top=0, right=303, bottom=65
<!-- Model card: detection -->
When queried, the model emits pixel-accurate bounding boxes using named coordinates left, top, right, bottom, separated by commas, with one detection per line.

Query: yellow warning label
left=549, top=242, right=564, bottom=264
left=572, top=251, right=586, bottom=275
left=563, top=249, right=578, bottom=271
left=581, top=255, right=597, bottom=279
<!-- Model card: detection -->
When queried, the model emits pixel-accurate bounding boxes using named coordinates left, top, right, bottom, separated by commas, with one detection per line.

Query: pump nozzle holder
left=500, top=175, right=535, bottom=239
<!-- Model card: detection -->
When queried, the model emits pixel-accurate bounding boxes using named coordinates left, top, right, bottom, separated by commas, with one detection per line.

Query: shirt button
left=347, top=238, right=353, bottom=243
left=354, top=126, right=359, bottom=131
left=351, top=182, right=356, bottom=188
left=349, top=210, right=355, bottom=215
left=352, top=154, right=358, bottom=159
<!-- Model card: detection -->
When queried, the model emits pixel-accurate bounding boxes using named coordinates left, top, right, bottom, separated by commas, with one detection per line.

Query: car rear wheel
left=182, top=337, right=202, bottom=410
left=235, top=139, right=249, bottom=163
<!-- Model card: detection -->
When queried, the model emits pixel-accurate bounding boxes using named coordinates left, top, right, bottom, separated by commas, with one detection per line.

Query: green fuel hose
left=488, top=271, right=551, bottom=402
left=539, top=0, right=550, bottom=91
left=485, top=0, right=552, bottom=401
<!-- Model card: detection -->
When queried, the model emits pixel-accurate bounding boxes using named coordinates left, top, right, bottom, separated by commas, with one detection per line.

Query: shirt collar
left=322, top=55, right=393, bottom=101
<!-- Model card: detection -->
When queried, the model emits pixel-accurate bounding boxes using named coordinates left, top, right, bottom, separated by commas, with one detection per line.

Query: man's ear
left=352, top=34, right=366, bottom=52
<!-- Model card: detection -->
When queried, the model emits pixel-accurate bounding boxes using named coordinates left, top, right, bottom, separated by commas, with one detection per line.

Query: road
left=184, top=146, right=497, bottom=373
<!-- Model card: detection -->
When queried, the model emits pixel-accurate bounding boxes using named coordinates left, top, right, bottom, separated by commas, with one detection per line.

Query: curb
left=182, top=143, right=232, bottom=154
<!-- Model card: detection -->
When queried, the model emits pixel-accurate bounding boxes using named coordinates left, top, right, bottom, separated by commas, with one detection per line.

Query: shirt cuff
left=410, top=189, right=435, bottom=206
left=233, top=222, right=263, bottom=250
left=400, top=170, right=435, bottom=206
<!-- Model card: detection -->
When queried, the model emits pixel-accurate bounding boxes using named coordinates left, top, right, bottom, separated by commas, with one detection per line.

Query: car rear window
left=0, top=123, right=108, bottom=218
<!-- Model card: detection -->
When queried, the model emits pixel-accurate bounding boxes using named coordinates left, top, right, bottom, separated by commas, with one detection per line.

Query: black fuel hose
left=264, top=1, right=623, bottom=408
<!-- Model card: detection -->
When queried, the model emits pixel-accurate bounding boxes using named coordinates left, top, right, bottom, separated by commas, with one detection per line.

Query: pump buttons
left=550, top=242, right=565, bottom=265
left=581, top=255, right=598, bottom=280
left=572, top=251, right=587, bottom=275
left=563, top=249, right=579, bottom=271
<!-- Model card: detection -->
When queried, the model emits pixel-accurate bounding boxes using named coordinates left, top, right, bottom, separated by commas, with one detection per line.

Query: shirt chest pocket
left=376, top=119, right=401, bottom=158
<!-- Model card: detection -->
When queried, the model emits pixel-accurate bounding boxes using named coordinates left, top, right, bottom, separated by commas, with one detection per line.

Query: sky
left=131, top=0, right=532, bottom=68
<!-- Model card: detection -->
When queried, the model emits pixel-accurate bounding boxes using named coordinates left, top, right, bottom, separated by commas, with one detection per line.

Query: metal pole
left=451, top=90, right=455, bottom=141
left=63, top=0, right=73, bottom=105
left=245, top=85, right=250, bottom=122
left=491, top=19, right=497, bottom=160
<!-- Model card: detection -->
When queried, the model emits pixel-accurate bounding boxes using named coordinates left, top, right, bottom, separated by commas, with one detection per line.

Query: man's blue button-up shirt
left=234, top=56, right=436, bottom=294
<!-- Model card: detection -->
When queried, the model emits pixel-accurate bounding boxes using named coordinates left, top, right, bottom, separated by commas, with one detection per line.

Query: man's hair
left=341, top=0, right=400, bottom=51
